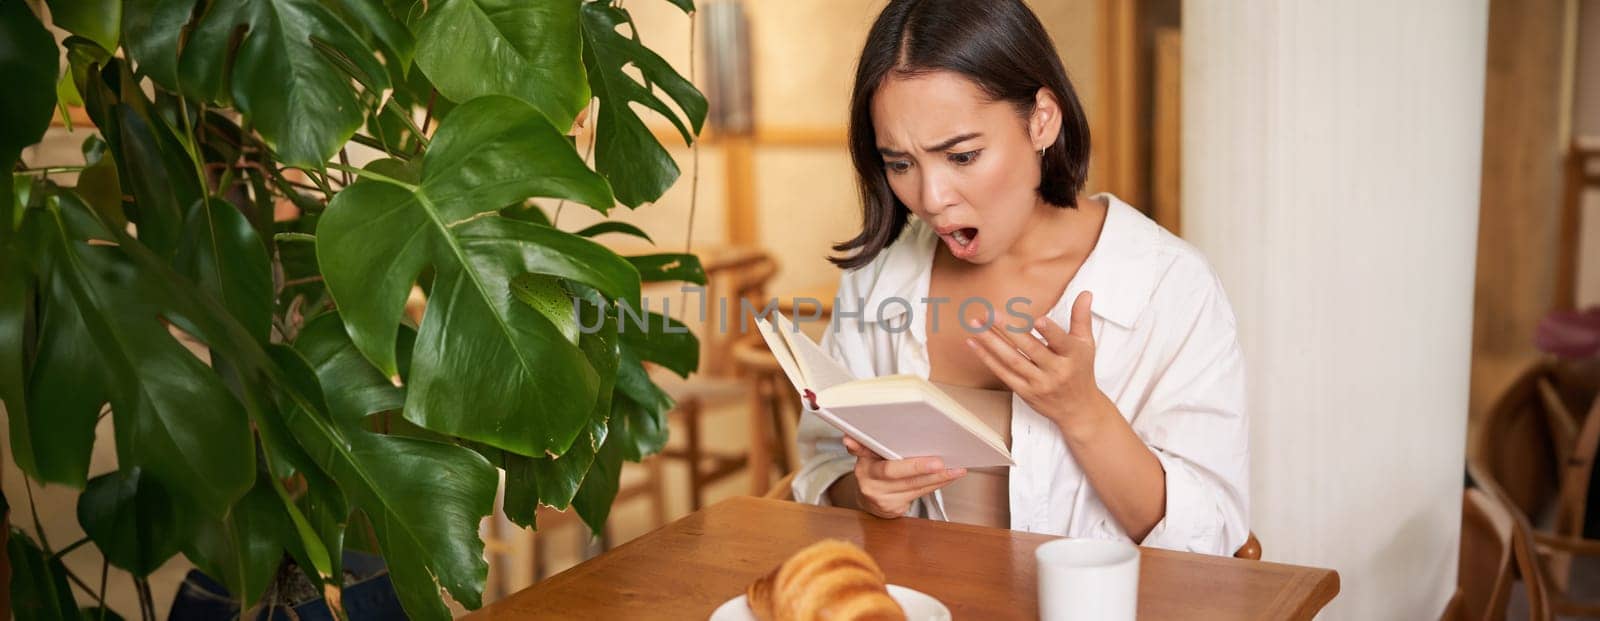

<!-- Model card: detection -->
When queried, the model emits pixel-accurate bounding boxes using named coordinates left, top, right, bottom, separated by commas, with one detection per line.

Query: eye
left=884, top=160, right=912, bottom=175
left=949, top=150, right=981, bottom=166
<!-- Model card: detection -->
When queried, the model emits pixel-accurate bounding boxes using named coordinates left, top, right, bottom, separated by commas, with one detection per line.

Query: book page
left=812, top=393, right=1014, bottom=469
left=754, top=316, right=808, bottom=390
left=771, top=312, right=856, bottom=390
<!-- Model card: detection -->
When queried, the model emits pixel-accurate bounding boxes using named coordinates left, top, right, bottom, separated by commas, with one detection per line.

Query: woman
left=791, top=0, right=1250, bottom=556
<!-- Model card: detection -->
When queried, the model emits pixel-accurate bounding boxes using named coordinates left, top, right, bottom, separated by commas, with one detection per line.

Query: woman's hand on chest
left=964, top=290, right=1116, bottom=442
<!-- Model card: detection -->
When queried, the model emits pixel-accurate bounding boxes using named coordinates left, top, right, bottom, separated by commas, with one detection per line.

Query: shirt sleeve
left=1127, top=269, right=1251, bottom=556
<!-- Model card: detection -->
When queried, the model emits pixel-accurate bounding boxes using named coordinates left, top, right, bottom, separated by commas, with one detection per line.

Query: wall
left=1182, top=1, right=1488, bottom=618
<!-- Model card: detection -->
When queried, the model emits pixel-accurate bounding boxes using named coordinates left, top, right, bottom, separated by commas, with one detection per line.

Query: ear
left=1029, top=87, right=1063, bottom=151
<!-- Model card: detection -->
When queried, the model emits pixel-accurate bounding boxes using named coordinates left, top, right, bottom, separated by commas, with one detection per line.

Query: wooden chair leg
left=532, top=528, right=545, bottom=582
left=748, top=376, right=773, bottom=497
left=685, top=398, right=705, bottom=510
left=647, top=455, right=667, bottom=528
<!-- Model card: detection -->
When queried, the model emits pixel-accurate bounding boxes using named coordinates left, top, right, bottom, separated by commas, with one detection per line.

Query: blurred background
left=10, top=0, right=1600, bottom=619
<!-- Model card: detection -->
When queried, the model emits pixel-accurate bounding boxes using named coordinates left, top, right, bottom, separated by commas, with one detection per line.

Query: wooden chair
left=655, top=250, right=780, bottom=509
left=728, top=290, right=834, bottom=496
left=1471, top=359, right=1600, bottom=617
left=759, top=472, right=1264, bottom=560
left=1450, top=459, right=1565, bottom=621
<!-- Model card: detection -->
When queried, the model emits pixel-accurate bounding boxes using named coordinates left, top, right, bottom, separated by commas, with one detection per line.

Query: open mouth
left=942, top=226, right=980, bottom=258
left=951, top=227, right=977, bottom=247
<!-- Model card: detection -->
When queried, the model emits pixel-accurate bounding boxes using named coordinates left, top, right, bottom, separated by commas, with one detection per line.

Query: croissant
left=746, top=539, right=907, bottom=621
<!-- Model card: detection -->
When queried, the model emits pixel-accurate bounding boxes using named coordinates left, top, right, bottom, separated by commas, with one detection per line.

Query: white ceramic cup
left=1034, top=538, right=1141, bottom=621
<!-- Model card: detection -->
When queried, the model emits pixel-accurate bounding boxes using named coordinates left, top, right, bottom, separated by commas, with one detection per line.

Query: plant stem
left=22, top=476, right=51, bottom=551
left=305, top=167, right=339, bottom=201
left=177, top=98, right=213, bottom=195
left=62, top=566, right=108, bottom=608
left=338, top=148, right=353, bottom=185
left=380, top=96, right=430, bottom=153
left=414, top=88, right=438, bottom=157
left=682, top=9, right=701, bottom=313
left=282, top=275, right=324, bottom=288
left=53, top=536, right=90, bottom=559
left=326, top=162, right=418, bottom=191
left=350, top=133, right=411, bottom=159
left=274, top=232, right=317, bottom=244
left=135, top=576, right=155, bottom=621
left=555, top=98, right=601, bottom=227
left=15, top=166, right=86, bottom=175
left=98, top=558, right=109, bottom=621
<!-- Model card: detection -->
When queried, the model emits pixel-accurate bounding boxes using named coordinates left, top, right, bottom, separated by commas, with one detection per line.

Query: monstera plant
left=0, top=0, right=706, bottom=618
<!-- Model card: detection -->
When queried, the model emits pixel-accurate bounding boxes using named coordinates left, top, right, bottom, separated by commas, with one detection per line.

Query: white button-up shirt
left=791, top=194, right=1250, bottom=556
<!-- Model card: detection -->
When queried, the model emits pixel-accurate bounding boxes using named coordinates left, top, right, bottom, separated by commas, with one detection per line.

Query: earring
left=1039, top=146, right=1046, bottom=158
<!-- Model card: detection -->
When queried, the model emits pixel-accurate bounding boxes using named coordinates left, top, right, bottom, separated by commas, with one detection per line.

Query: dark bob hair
left=830, top=0, right=1092, bottom=270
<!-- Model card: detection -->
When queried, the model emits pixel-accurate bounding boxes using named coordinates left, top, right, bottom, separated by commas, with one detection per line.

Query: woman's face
left=870, top=70, right=1058, bottom=265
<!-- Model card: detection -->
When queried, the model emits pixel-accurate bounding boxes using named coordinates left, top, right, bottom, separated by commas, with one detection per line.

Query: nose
left=918, top=167, right=959, bottom=215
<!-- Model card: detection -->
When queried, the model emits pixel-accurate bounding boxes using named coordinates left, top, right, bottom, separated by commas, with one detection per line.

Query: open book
left=754, top=313, right=1014, bottom=469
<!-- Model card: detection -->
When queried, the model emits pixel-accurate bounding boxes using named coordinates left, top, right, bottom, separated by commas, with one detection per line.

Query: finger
left=1068, top=290, right=1094, bottom=339
left=843, top=436, right=881, bottom=461
left=1033, top=315, right=1076, bottom=355
left=968, top=318, right=1043, bottom=375
left=870, top=456, right=945, bottom=480
left=870, top=467, right=967, bottom=496
left=966, top=338, right=1035, bottom=392
left=899, top=470, right=968, bottom=498
left=987, top=317, right=1059, bottom=370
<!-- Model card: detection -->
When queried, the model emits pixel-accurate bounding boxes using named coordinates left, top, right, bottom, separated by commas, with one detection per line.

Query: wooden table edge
left=469, top=496, right=1344, bottom=620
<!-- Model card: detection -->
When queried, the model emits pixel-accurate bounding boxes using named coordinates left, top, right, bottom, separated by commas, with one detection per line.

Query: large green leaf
left=580, top=2, right=707, bottom=207
left=30, top=193, right=254, bottom=515
left=7, top=528, right=79, bottom=621
left=619, top=311, right=698, bottom=379
left=16, top=267, right=104, bottom=489
left=0, top=0, right=58, bottom=219
left=75, top=136, right=124, bottom=229
left=628, top=252, right=706, bottom=284
left=122, top=0, right=195, bottom=87
left=76, top=467, right=180, bottom=576
left=576, top=221, right=653, bottom=244
left=23, top=183, right=482, bottom=620
left=45, top=0, right=121, bottom=51
left=503, top=295, right=618, bottom=524
left=76, top=59, right=203, bottom=260
left=293, top=313, right=404, bottom=428
left=175, top=198, right=274, bottom=343
left=317, top=96, right=638, bottom=458
left=336, top=0, right=414, bottom=71
left=271, top=345, right=497, bottom=620
left=413, top=0, right=588, bottom=130
left=168, top=0, right=391, bottom=167
left=182, top=475, right=296, bottom=607
left=115, top=110, right=193, bottom=257
left=570, top=411, right=627, bottom=534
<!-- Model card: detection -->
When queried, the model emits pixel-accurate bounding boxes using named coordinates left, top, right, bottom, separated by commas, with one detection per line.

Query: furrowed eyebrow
left=877, top=132, right=983, bottom=158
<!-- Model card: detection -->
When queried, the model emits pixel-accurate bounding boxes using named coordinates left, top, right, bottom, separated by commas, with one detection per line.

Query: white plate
left=708, top=584, right=951, bottom=621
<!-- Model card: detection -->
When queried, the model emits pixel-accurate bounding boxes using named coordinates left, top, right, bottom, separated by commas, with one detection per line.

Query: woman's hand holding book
left=841, top=436, right=968, bottom=519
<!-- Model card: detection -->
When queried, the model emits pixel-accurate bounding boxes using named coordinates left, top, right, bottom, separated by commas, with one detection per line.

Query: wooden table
left=465, top=497, right=1339, bottom=620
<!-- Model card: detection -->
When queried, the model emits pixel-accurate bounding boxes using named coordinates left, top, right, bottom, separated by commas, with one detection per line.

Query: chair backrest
left=1473, top=361, right=1563, bottom=518
left=1473, top=359, right=1600, bottom=540
left=1466, top=459, right=1556, bottom=621
left=1455, top=486, right=1517, bottom=621
left=694, top=249, right=777, bottom=377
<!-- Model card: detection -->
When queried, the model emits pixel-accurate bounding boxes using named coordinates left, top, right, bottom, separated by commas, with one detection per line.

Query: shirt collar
left=860, top=193, right=1160, bottom=331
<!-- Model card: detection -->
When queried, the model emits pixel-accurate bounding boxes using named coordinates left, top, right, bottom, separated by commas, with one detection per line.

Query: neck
left=994, top=194, right=1103, bottom=267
